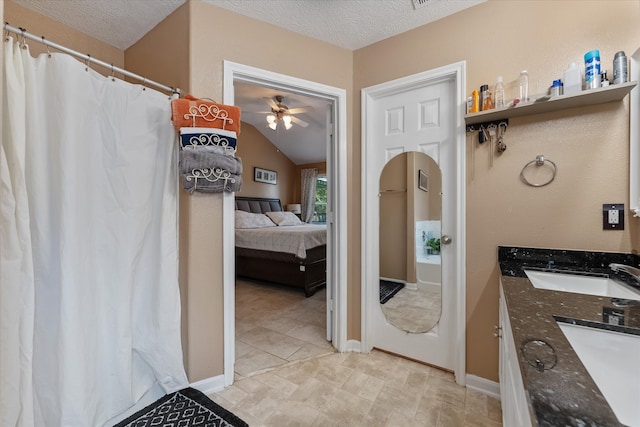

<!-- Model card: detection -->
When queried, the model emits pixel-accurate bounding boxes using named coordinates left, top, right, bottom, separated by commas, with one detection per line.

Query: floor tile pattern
left=219, top=279, right=502, bottom=426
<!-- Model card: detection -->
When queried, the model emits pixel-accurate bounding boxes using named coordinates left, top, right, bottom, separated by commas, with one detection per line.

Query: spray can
left=584, top=50, right=601, bottom=90
left=613, top=51, right=628, bottom=84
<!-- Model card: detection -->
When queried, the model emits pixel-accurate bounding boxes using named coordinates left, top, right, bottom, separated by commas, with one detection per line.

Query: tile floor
left=381, top=283, right=441, bottom=333
left=217, top=279, right=502, bottom=426
left=234, top=279, right=334, bottom=378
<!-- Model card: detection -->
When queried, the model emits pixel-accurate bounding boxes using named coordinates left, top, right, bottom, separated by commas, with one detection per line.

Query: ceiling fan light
left=284, top=121, right=293, bottom=130
left=266, top=114, right=276, bottom=124
left=282, top=115, right=292, bottom=126
left=268, top=122, right=277, bottom=130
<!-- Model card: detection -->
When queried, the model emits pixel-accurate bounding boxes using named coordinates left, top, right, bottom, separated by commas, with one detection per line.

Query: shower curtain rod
left=4, top=23, right=180, bottom=95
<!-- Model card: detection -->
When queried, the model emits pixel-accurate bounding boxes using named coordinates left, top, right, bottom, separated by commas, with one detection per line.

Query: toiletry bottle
left=518, top=70, right=529, bottom=102
left=563, top=62, right=581, bottom=95
left=494, top=76, right=505, bottom=108
left=470, top=90, right=479, bottom=113
left=479, top=85, right=488, bottom=111
left=481, top=85, right=493, bottom=111
left=584, top=50, right=601, bottom=89
left=613, top=51, right=628, bottom=84
left=550, top=79, right=563, bottom=96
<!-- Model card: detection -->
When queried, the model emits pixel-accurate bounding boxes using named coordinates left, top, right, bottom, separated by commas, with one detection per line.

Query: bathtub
left=414, top=254, right=441, bottom=292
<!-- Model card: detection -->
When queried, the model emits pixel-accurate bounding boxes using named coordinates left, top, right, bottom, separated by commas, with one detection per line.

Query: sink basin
left=557, top=321, right=640, bottom=427
left=524, top=270, right=640, bottom=299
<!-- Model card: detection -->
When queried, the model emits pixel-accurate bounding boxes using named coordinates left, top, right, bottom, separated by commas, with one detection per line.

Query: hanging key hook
left=497, top=121, right=508, bottom=153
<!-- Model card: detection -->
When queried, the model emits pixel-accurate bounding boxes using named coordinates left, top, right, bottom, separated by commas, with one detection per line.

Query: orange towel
left=171, top=95, right=241, bottom=134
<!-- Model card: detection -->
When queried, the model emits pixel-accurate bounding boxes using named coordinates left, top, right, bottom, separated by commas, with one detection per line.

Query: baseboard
left=465, top=374, right=500, bottom=400
left=190, top=374, right=226, bottom=395
left=345, top=339, right=362, bottom=352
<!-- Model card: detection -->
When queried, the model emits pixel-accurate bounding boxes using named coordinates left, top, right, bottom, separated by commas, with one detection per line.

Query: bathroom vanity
left=498, top=246, right=640, bottom=427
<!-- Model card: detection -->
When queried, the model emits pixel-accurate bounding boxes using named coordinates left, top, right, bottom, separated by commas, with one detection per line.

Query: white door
left=362, top=64, right=465, bottom=376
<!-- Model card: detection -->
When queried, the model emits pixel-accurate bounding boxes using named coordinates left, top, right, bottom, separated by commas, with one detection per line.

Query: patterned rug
left=114, top=387, right=248, bottom=427
left=380, top=280, right=404, bottom=304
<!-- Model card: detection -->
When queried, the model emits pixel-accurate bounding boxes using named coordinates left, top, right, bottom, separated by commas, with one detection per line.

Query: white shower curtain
left=1, top=39, right=187, bottom=426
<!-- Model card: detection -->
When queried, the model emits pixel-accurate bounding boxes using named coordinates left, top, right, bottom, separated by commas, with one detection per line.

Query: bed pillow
left=234, top=210, right=276, bottom=229
left=265, top=211, right=304, bottom=226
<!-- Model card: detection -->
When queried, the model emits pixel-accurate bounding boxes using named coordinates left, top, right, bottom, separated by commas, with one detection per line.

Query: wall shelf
left=464, top=81, right=637, bottom=125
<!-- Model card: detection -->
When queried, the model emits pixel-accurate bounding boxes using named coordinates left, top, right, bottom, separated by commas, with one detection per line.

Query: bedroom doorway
left=223, top=61, right=348, bottom=386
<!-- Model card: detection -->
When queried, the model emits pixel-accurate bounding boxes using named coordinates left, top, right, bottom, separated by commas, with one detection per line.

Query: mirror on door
left=379, top=152, right=442, bottom=333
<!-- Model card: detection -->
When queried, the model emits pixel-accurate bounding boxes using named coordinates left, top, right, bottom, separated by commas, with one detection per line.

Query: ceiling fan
left=263, top=95, right=311, bottom=130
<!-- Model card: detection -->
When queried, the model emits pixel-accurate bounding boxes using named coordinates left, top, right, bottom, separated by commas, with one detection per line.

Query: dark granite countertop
left=498, top=246, right=640, bottom=427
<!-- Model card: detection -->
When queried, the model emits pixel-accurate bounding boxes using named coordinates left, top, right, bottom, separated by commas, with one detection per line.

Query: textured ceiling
left=12, top=0, right=485, bottom=51
left=205, top=0, right=485, bottom=50
left=12, top=0, right=187, bottom=50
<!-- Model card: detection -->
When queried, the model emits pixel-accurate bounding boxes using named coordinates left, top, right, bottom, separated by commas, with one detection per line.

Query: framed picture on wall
left=254, top=167, right=277, bottom=185
left=418, top=170, right=428, bottom=192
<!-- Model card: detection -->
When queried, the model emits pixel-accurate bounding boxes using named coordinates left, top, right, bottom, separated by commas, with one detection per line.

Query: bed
left=234, top=197, right=326, bottom=297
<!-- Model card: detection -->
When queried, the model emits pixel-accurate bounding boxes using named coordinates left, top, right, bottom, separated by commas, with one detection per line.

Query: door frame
left=360, top=61, right=467, bottom=385
left=223, top=61, right=348, bottom=386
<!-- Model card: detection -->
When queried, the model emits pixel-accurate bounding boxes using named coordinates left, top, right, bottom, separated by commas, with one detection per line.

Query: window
left=313, top=176, right=327, bottom=224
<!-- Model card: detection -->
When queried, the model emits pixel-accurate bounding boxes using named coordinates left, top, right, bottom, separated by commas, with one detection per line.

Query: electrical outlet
left=603, top=204, right=624, bottom=230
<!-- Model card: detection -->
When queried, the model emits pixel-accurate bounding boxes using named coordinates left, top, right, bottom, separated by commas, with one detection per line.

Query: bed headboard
left=235, top=197, right=283, bottom=214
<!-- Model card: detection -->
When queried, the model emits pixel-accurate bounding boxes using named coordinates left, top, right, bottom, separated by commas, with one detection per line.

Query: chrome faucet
left=609, top=263, right=640, bottom=285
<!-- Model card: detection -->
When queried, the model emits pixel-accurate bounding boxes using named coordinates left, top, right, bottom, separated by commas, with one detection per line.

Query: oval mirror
left=379, top=152, right=442, bottom=333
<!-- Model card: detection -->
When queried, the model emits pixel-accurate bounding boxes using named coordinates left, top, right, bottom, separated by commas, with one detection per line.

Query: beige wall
left=235, top=123, right=296, bottom=204
left=186, top=1, right=352, bottom=379
left=354, top=0, right=640, bottom=381
left=126, top=0, right=353, bottom=381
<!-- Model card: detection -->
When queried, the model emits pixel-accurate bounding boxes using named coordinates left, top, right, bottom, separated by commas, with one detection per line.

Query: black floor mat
left=380, top=280, right=404, bottom=304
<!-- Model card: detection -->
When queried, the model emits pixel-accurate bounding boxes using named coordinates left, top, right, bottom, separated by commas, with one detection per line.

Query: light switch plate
left=603, top=204, right=624, bottom=230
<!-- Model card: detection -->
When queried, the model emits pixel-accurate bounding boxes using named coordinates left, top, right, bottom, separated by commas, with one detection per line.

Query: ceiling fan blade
left=267, top=97, right=279, bottom=110
left=290, top=115, right=309, bottom=128
left=287, top=106, right=313, bottom=115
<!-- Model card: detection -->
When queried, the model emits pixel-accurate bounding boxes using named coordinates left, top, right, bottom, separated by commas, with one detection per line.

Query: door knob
left=441, top=235, right=452, bottom=245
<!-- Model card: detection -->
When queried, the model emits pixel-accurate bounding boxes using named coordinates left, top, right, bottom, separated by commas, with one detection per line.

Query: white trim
left=222, top=61, right=349, bottom=387
left=466, top=374, right=501, bottom=400
left=190, top=374, right=226, bottom=395
left=345, top=340, right=363, bottom=352
left=630, top=48, right=639, bottom=217
left=360, top=61, right=467, bottom=385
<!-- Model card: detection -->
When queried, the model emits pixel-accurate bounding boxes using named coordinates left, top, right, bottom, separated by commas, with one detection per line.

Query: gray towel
left=179, top=150, right=242, bottom=176
left=182, top=172, right=242, bottom=194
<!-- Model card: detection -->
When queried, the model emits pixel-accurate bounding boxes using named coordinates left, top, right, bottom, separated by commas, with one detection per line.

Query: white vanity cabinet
left=499, top=283, right=533, bottom=427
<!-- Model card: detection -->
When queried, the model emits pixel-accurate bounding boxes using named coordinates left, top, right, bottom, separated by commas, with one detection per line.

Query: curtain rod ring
left=19, top=27, right=27, bottom=49
left=142, top=77, right=147, bottom=91
left=85, top=54, right=90, bottom=72
left=110, top=64, right=116, bottom=82
left=42, top=36, right=51, bottom=58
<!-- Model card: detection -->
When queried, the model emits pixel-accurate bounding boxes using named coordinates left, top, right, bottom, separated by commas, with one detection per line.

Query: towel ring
left=520, top=155, right=557, bottom=187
